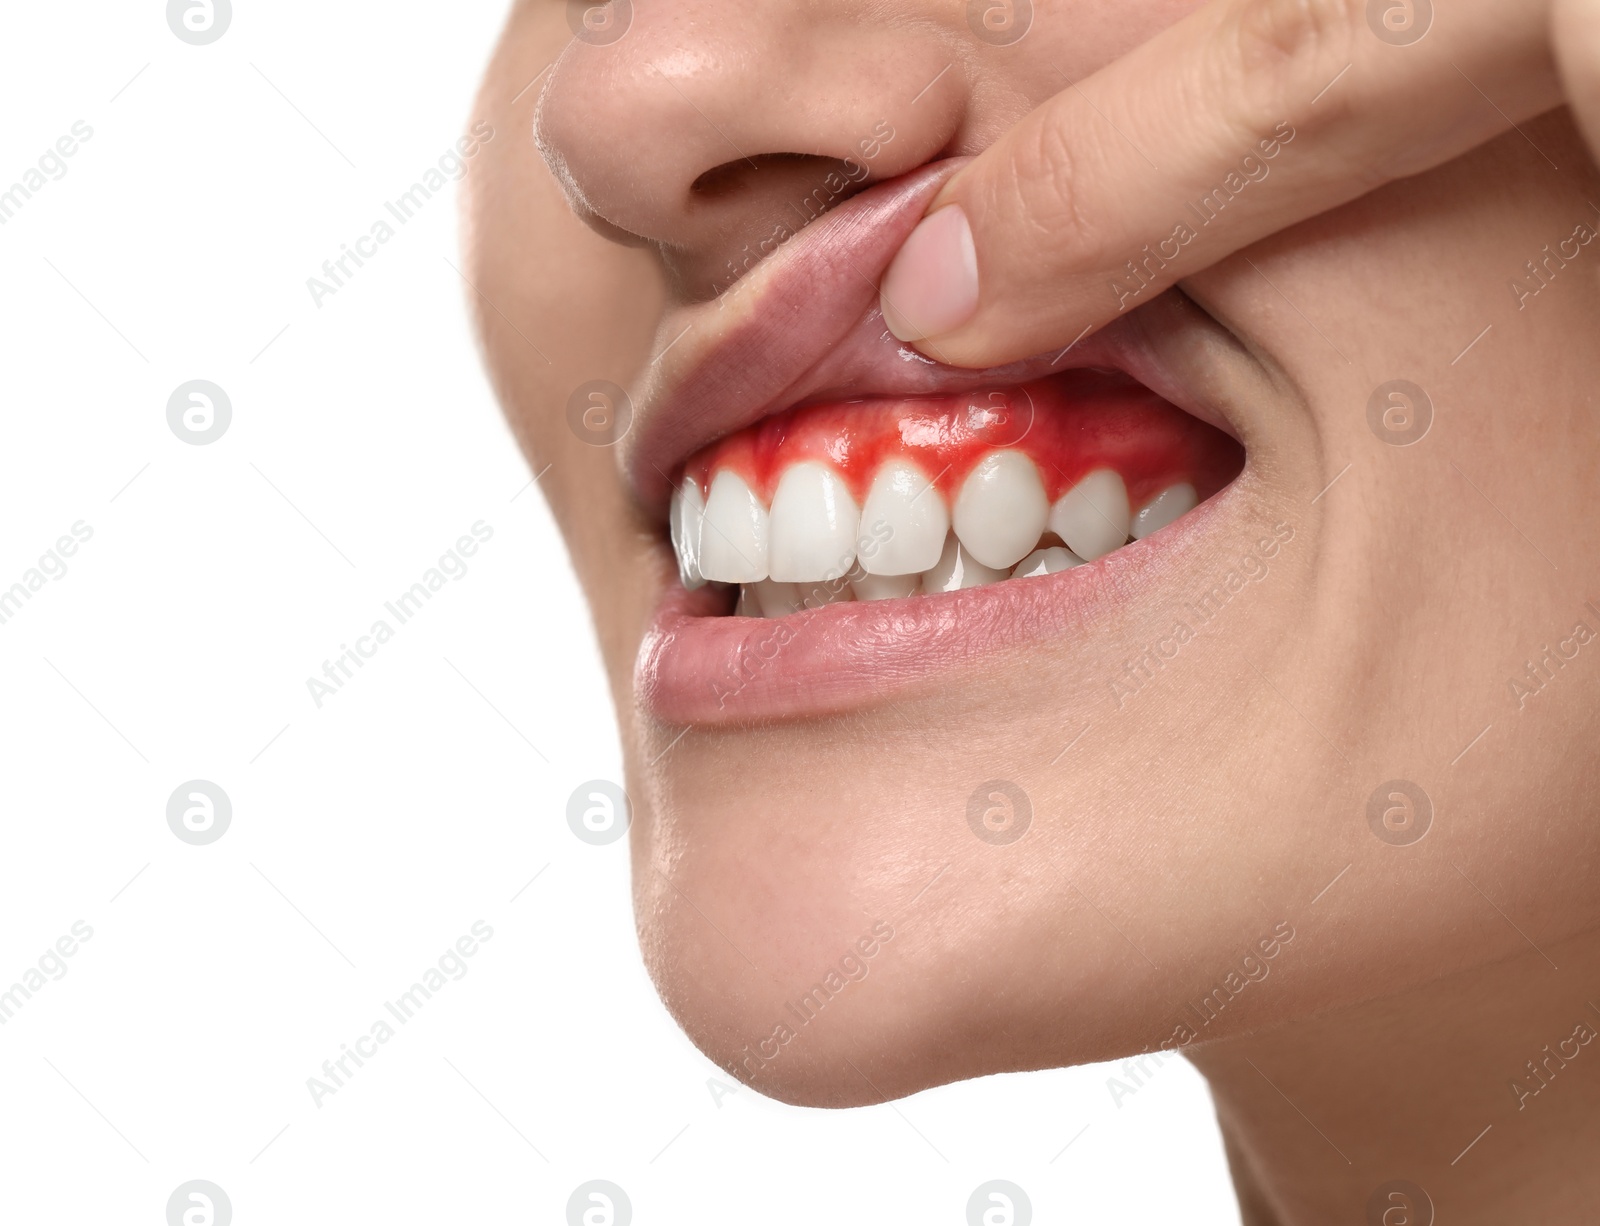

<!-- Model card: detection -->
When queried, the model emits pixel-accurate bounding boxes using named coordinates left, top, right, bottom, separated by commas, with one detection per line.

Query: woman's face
left=468, top=0, right=1600, bottom=1104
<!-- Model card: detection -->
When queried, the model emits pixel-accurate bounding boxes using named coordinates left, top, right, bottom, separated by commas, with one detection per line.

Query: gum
left=680, top=369, right=1243, bottom=510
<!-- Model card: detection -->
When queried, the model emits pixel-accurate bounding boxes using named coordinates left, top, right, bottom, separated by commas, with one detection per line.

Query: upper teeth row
left=671, top=451, right=1197, bottom=589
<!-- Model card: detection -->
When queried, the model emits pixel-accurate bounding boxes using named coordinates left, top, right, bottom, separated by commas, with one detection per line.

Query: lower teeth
left=727, top=530, right=1110, bottom=618
left=715, top=479, right=1202, bottom=618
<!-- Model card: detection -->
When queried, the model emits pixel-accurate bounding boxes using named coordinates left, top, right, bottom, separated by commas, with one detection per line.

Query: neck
left=1189, top=929, right=1600, bottom=1225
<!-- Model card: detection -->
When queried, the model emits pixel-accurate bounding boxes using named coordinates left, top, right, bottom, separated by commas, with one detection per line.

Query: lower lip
left=635, top=480, right=1238, bottom=724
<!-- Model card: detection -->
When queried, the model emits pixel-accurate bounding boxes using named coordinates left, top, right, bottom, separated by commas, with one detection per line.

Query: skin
left=464, top=1, right=1600, bottom=1221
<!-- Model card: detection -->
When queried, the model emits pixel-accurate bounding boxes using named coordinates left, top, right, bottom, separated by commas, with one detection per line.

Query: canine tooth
left=768, top=461, right=860, bottom=583
left=753, top=579, right=803, bottom=618
left=1049, top=469, right=1130, bottom=561
left=852, top=571, right=920, bottom=601
left=921, top=533, right=1009, bottom=592
left=699, top=469, right=769, bottom=582
left=952, top=450, right=1049, bottom=570
left=1131, top=482, right=1197, bottom=539
left=1012, top=546, right=1083, bottom=579
left=670, top=480, right=706, bottom=589
left=858, top=459, right=949, bottom=575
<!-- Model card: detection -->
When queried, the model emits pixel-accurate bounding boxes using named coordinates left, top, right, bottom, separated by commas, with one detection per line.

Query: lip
left=624, top=160, right=963, bottom=515
left=626, top=160, right=1260, bottom=725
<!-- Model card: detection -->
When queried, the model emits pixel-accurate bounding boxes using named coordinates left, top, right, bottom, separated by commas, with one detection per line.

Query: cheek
left=466, top=20, right=667, bottom=660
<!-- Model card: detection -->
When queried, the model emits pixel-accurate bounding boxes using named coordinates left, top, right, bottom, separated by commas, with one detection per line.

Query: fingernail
left=879, top=205, right=978, bottom=343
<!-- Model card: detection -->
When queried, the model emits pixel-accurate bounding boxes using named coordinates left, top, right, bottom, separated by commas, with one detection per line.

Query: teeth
left=738, top=576, right=857, bottom=618
left=858, top=459, right=950, bottom=576
left=794, top=576, right=855, bottom=609
left=851, top=570, right=920, bottom=601
left=921, top=533, right=1010, bottom=592
left=686, top=451, right=1204, bottom=613
left=752, top=579, right=803, bottom=617
left=952, top=450, right=1050, bottom=570
left=699, top=470, right=770, bottom=582
left=1048, top=469, right=1130, bottom=561
left=1012, top=546, right=1083, bottom=579
left=670, top=480, right=706, bottom=589
left=1131, top=482, right=1197, bottom=540
left=768, top=461, right=860, bottom=583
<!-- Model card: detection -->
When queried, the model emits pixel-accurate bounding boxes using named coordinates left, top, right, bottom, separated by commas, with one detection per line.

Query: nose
left=535, top=0, right=964, bottom=289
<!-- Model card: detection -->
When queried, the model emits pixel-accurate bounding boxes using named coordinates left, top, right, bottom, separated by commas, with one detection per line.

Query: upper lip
left=620, top=161, right=958, bottom=516
left=620, top=159, right=1229, bottom=521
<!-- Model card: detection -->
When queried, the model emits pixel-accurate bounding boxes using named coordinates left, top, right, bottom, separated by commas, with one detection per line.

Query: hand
left=878, top=0, right=1586, bottom=369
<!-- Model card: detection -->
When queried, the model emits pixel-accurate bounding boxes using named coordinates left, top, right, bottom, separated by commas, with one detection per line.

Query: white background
left=0, top=3, right=1239, bottom=1221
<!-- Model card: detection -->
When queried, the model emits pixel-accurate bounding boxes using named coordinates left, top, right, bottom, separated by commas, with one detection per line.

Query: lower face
left=469, top=9, right=1600, bottom=1107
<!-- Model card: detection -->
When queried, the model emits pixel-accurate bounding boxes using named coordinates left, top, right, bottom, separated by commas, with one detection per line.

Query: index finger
left=878, top=0, right=1563, bottom=368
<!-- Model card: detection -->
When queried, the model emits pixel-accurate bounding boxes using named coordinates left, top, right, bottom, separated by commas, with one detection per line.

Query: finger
left=1553, top=0, right=1600, bottom=162
left=878, top=0, right=1563, bottom=369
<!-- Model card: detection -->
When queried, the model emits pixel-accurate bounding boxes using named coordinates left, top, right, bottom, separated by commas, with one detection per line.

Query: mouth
left=628, top=162, right=1254, bottom=724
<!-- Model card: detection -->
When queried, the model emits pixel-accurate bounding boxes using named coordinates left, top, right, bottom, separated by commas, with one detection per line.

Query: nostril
left=692, top=153, right=819, bottom=197
left=689, top=152, right=873, bottom=203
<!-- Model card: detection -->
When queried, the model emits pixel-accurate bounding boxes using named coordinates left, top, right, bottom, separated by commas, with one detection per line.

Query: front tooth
left=1131, top=482, right=1197, bottom=539
left=852, top=571, right=919, bottom=601
left=752, top=580, right=803, bottom=618
left=921, top=533, right=1009, bottom=592
left=734, top=585, right=758, bottom=617
left=1012, top=546, right=1083, bottom=579
left=1049, top=469, right=1130, bottom=561
left=952, top=450, right=1049, bottom=570
left=858, top=459, right=950, bottom=576
left=768, top=461, right=861, bottom=583
left=670, top=479, right=706, bottom=589
left=699, top=469, right=769, bottom=582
